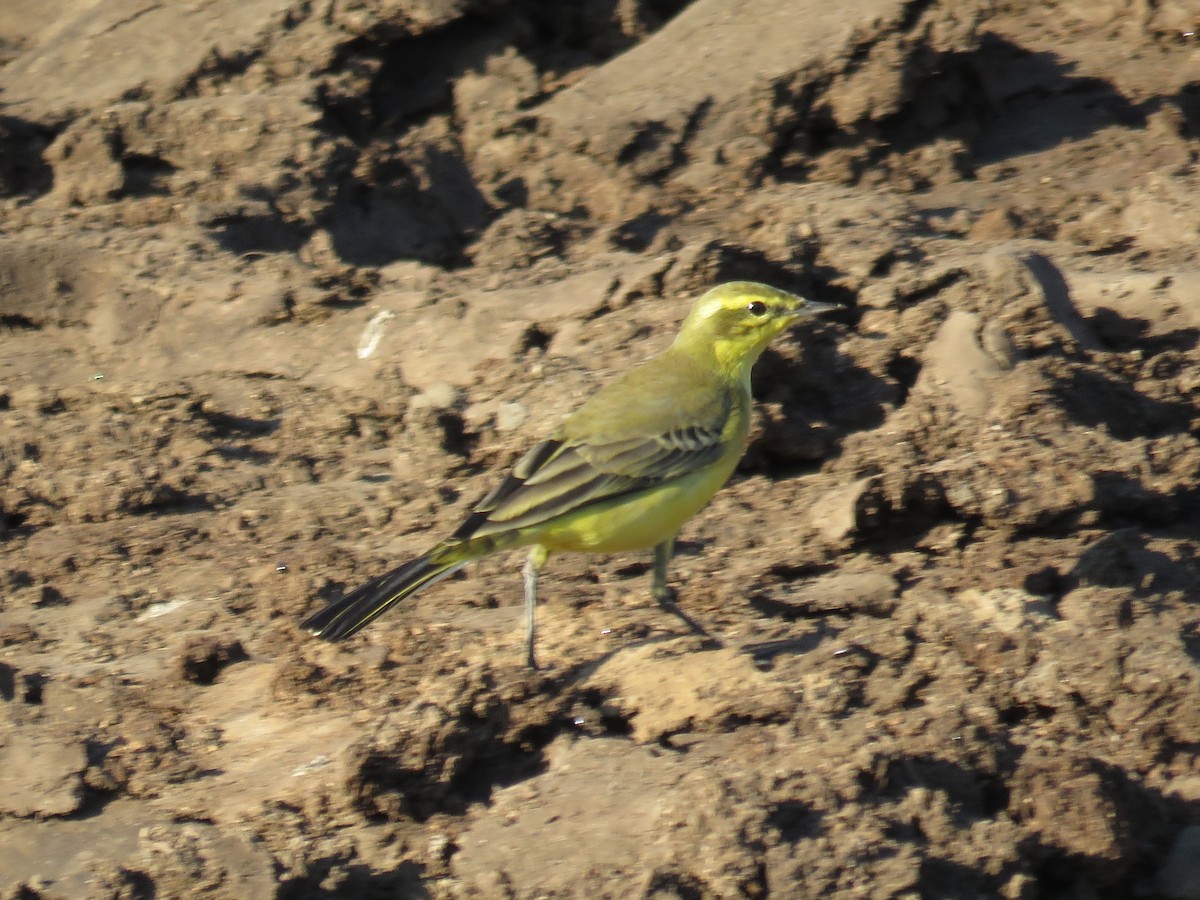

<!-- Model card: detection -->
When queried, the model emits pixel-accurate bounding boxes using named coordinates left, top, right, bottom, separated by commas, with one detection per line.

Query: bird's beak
left=799, top=298, right=841, bottom=317
left=782, top=296, right=841, bottom=319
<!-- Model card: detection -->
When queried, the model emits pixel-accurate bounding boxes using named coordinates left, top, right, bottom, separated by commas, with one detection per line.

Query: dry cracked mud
left=2, top=0, right=1200, bottom=897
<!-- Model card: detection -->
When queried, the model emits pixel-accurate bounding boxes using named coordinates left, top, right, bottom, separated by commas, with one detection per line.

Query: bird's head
left=674, top=281, right=839, bottom=378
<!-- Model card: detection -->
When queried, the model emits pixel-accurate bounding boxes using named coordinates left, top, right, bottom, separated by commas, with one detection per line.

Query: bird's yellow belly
left=532, top=455, right=739, bottom=554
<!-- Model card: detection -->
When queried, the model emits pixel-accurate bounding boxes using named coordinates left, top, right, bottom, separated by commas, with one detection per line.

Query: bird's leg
left=523, top=545, right=550, bottom=670
left=652, top=536, right=676, bottom=605
left=651, top=536, right=722, bottom=648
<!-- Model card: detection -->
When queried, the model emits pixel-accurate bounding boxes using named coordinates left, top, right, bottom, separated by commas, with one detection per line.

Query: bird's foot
left=652, top=584, right=678, bottom=608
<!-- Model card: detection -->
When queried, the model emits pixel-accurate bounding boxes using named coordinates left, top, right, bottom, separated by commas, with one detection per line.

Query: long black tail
left=301, top=551, right=466, bottom=641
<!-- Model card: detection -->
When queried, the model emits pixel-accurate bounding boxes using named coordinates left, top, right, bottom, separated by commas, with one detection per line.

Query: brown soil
left=3, top=1, right=1200, bottom=897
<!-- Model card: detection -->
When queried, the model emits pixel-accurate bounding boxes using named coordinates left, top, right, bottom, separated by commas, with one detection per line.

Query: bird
left=302, top=281, right=839, bottom=668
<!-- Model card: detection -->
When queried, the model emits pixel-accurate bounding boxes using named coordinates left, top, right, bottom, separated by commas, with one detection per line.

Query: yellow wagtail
left=302, top=281, right=839, bottom=667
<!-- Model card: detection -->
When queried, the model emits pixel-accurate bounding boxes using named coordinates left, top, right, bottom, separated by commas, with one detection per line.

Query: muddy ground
left=2, top=0, right=1200, bottom=897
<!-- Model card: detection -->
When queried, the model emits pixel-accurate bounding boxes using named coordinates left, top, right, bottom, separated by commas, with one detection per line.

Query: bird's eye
left=746, top=300, right=768, bottom=317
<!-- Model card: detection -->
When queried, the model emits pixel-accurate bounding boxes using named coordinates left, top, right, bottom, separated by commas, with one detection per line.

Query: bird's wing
left=452, top=377, right=733, bottom=541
